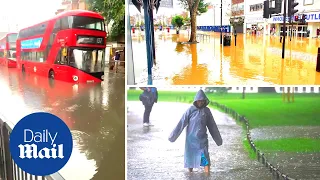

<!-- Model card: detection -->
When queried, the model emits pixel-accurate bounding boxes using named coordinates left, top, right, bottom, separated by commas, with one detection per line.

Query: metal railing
left=211, top=101, right=296, bottom=180
left=0, top=114, right=65, bottom=180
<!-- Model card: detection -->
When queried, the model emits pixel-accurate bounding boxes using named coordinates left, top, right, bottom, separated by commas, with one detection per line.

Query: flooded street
left=132, top=31, right=320, bottom=85
left=127, top=101, right=272, bottom=180
left=0, top=66, right=125, bottom=180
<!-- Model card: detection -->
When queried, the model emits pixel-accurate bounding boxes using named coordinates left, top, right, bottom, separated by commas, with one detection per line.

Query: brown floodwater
left=132, top=31, right=320, bottom=85
left=0, top=66, right=125, bottom=180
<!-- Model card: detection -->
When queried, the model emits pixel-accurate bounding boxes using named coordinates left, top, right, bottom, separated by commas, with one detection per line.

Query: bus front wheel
left=49, top=70, right=55, bottom=79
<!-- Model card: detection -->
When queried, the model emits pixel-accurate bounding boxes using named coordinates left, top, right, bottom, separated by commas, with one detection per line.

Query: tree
left=205, top=87, right=228, bottom=94
left=242, top=87, right=245, bottom=99
left=171, top=15, right=185, bottom=34
left=178, top=0, right=209, bottom=42
left=88, top=0, right=125, bottom=41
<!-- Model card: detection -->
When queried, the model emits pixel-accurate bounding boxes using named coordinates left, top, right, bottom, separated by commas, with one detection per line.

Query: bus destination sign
left=77, top=36, right=105, bottom=45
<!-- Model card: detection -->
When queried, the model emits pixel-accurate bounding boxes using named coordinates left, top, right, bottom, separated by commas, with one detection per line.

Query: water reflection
left=132, top=32, right=320, bottom=85
left=0, top=67, right=125, bottom=180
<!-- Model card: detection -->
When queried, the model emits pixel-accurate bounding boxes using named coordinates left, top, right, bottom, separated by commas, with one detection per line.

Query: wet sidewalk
left=127, top=102, right=272, bottom=180
left=251, top=126, right=320, bottom=179
left=132, top=31, right=320, bottom=85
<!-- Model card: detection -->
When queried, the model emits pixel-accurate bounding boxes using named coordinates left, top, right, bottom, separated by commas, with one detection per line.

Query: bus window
left=8, top=34, right=17, bottom=43
left=71, top=16, right=105, bottom=31
left=37, top=52, right=44, bottom=62
left=31, top=52, right=36, bottom=61
left=53, top=19, right=61, bottom=32
left=54, top=48, right=67, bottom=65
left=61, top=17, right=69, bottom=30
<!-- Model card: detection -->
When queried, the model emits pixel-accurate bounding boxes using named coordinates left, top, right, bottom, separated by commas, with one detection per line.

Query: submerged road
left=132, top=31, right=320, bottom=85
left=127, top=101, right=272, bottom=180
left=0, top=66, right=125, bottom=180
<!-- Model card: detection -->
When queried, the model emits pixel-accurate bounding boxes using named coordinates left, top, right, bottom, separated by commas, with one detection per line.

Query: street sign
left=129, top=0, right=173, bottom=8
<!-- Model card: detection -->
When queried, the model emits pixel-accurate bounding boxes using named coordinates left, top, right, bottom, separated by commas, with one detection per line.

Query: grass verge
left=128, top=90, right=320, bottom=128
left=254, top=138, right=320, bottom=153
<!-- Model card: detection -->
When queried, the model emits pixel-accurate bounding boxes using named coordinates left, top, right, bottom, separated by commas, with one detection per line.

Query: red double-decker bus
left=0, top=33, right=18, bottom=68
left=16, top=10, right=107, bottom=83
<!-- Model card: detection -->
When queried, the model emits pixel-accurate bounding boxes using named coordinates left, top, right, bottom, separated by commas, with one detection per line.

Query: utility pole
left=284, top=0, right=299, bottom=58
left=220, top=0, right=223, bottom=45
left=281, top=0, right=287, bottom=59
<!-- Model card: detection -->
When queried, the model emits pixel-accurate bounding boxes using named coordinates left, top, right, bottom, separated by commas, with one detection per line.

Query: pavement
left=127, top=101, right=272, bottom=180
left=131, top=30, right=320, bottom=85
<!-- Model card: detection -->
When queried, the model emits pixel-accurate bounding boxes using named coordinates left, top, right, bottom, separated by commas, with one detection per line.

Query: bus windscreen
left=69, top=48, right=105, bottom=73
left=71, top=16, right=105, bottom=31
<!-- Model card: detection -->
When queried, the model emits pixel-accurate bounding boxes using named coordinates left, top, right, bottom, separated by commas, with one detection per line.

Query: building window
left=304, top=0, right=313, bottom=5
left=269, top=0, right=275, bottom=8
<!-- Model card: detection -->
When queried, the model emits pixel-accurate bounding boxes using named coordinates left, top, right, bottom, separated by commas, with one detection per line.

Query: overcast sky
left=0, top=0, right=61, bottom=32
left=128, top=0, right=229, bottom=17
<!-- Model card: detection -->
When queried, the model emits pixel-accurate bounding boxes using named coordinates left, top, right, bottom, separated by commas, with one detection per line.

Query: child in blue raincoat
left=168, top=89, right=222, bottom=174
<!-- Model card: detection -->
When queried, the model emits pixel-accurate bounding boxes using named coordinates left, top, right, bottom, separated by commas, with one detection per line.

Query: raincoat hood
left=193, top=89, right=209, bottom=108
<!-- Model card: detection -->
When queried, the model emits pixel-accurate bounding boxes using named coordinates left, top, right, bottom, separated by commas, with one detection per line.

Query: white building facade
left=243, top=0, right=267, bottom=34
left=264, top=0, right=320, bottom=37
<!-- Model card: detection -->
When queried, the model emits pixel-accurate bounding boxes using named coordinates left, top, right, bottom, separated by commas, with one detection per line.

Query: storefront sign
left=270, top=12, right=320, bottom=23
left=246, top=16, right=265, bottom=24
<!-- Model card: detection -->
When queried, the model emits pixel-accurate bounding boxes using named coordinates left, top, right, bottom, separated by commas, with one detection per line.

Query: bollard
left=316, top=47, right=320, bottom=72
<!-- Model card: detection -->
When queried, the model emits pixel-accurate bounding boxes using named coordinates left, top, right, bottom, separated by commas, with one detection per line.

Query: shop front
left=269, top=12, right=320, bottom=38
left=245, top=16, right=266, bottom=35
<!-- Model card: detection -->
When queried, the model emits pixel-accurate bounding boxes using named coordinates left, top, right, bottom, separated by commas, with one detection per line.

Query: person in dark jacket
left=139, top=87, right=158, bottom=127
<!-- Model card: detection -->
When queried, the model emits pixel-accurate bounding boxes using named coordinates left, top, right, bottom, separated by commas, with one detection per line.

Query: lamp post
left=220, top=0, right=223, bottom=44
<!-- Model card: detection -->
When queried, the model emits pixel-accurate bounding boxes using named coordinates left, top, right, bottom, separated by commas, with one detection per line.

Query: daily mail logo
left=18, top=129, right=64, bottom=159
left=10, top=112, right=73, bottom=176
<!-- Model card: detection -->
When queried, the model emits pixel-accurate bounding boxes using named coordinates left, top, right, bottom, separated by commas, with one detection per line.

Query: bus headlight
left=101, top=75, right=104, bottom=80
left=73, top=75, right=78, bottom=81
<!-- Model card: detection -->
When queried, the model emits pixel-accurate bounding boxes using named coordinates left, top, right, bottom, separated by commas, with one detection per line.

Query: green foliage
left=230, top=16, right=245, bottom=27
left=205, top=87, right=229, bottom=94
left=178, top=0, right=209, bottom=15
left=184, top=17, right=191, bottom=24
left=88, top=0, right=125, bottom=41
left=197, top=0, right=209, bottom=15
left=171, top=15, right=185, bottom=28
